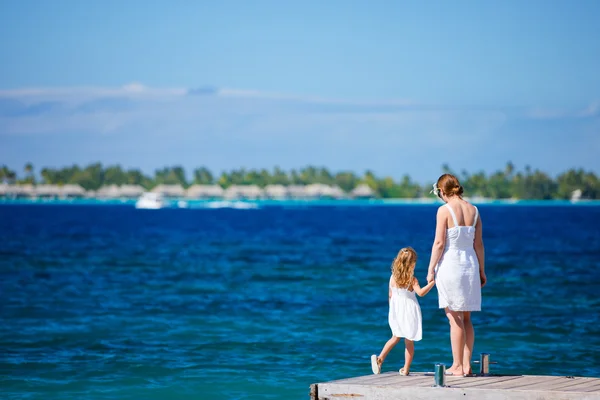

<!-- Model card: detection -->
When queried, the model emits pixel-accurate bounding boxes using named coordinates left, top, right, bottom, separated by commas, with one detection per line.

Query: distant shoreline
left=1, top=198, right=599, bottom=207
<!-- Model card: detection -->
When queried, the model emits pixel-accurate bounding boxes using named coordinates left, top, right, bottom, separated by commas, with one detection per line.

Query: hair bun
left=437, top=173, right=464, bottom=198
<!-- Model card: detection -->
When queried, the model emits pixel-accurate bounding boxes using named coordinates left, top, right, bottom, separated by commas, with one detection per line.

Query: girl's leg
left=445, top=308, right=465, bottom=375
left=378, top=336, right=401, bottom=364
left=402, top=339, right=414, bottom=374
left=463, top=311, right=474, bottom=375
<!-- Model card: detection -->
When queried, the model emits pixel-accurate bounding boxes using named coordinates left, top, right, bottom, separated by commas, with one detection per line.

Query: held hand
left=427, top=271, right=435, bottom=283
left=480, top=270, right=487, bottom=288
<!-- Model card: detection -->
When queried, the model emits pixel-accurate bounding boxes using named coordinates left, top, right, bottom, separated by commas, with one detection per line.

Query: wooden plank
left=343, top=372, right=432, bottom=386
left=534, top=377, right=595, bottom=391
left=561, top=380, right=600, bottom=392
left=316, top=382, right=600, bottom=400
left=313, top=373, right=600, bottom=400
left=444, top=375, right=524, bottom=388
left=354, top=373, right=408, bottom=384
left=377, top=375, right=436, bottom=387
left=329, top=373, right=394, bottom=385
left=478, top=375, right=554, bottom=390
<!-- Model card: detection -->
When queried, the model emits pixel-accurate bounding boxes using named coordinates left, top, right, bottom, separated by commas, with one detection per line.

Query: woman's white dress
left=388, top=278, right=423, bottom=341
left=435, top=204, right=482, bottom=311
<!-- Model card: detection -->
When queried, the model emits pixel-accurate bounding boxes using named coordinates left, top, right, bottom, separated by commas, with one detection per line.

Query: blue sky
left=1, top=0, right=599, bottom=182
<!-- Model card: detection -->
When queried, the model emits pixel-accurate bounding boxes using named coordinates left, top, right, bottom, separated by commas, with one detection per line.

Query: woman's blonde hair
left=391, top=247, right=417, bottom=288
left=437, top=173, right=464, bottom=198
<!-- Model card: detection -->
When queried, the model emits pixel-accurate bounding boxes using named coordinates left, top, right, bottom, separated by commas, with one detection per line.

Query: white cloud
left=0, top=84, right=597, bottom=181
left=526, top=101, right=600, bottom=120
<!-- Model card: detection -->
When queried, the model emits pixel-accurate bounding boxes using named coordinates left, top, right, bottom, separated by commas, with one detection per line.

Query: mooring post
left=433, top=363, right=446, bottom=387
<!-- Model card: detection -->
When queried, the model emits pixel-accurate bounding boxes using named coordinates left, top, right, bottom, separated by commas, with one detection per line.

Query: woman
left=426, top=174, right=486, bottom=377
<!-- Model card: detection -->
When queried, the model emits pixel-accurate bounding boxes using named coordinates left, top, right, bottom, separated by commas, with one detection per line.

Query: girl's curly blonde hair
left=391, top=247, right=417, bottom=288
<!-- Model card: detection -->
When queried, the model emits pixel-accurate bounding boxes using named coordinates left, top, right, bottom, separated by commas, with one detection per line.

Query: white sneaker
left=370, top=355, right=381, bottom=374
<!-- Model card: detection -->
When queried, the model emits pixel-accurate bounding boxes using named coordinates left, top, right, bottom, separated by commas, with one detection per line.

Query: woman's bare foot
left=445, top=366, right=464, bottom=376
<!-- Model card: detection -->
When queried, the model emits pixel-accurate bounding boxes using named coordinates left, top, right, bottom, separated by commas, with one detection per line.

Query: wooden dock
left=310, top=372, right=600, bottom=399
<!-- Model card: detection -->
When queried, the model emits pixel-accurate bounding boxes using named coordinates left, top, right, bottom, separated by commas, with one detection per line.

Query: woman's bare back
left=445, top=199, right=477, bottom=228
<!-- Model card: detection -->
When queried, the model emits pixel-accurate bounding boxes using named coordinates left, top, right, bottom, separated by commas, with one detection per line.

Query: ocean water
left=1, top=203, right=599, bottom=399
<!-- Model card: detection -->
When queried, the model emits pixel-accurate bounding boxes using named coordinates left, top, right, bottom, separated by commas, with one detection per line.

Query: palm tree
left=1, top=165, right=16, bottom=184
left=24, top=163, right=35, bottom=184
left=504, top=162, right=515, bottom=178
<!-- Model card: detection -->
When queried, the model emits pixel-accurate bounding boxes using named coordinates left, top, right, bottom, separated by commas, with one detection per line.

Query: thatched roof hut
left=96, top=185, right=120, bottom=198
left=151, top=184, right=185, bottom=198
left=223, top=185, right=264, bottom=200
left=264, top=184, right=289, bottom=199
left=186, top=184, right=224, bottom=199
left=119, top=185, right=145, bottom=198
left=16, top=184, right=36, bottom=197
left=35, top=184, right=62, bottom=198
left=304, top=183, right=345, bottom=199
left=351, top=184, right=376, bottom=199
left=61, top=184, right=86, bottom=198
left=329, top=185, right=346, bottom=199
left=0, top=184, right=35, bottom=197
left=287, top=185, right=307, bottom=199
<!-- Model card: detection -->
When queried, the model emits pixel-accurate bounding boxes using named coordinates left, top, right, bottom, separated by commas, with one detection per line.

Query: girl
left=371, top=247, right=435, bottom=376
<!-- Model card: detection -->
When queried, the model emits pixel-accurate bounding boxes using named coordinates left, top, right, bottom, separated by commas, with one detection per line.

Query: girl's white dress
left=435, top=203, right=482, bottom=311
left=388, top=277, right=423, bottom=341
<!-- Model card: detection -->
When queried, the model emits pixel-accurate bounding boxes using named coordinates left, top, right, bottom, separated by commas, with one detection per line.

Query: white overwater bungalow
left=351, top=184, right=376, bottom=199
left=60, top=184, right=86, bottom=198
left=151, top=184, right=186, bottom=198
left=95, top=184, right=145, bottom=199
left=96, top=185, right=121, bottom=199
left=0, top=184, right=86, bottom=199
left=264, top=184, right=289, bottom=200
left=223, top=184, right=264, bottom=200
left=186, top=184, right=224, bottom=199
left=304, top=183, right=346, bottom=199
left=287, top=185, right=308, bottom=199
left=0, top=184, right=33, bottom=198
left=119, top=185, right=146, bottom=198
left=35, top=184, right=61, bottom=198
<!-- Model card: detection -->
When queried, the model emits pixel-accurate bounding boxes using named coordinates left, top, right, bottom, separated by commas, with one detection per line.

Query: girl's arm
left=388, top=275, right=393, bottom=301
left=413, top=277, right=435, bottom=297
left=474, top=216, right=486, bottom=287
left=427, top=207, right=447, bottom=282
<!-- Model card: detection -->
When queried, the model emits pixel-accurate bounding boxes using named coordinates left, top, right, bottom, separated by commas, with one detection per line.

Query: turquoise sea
left=1, top=201, right=599, bottom=399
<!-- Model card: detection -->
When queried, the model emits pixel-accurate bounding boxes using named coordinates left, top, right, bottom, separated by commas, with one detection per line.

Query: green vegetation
left=0, top=162, right=598, bottom=200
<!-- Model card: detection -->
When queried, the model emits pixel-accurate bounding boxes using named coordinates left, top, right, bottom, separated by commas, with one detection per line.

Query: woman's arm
left=474, top=216, right=486, bottom=287
left=427, top=207, right=447, bottom=282
left=413, top=277, right=435, bottom=297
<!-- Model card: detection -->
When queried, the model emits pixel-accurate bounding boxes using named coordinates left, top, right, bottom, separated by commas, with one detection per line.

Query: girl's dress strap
left=445, top=204, right=459, bottom=227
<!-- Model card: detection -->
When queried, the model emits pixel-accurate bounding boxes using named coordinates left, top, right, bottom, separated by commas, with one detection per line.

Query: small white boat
left=571, top=189, right=582, bottom=203
left=135, top=192, right=166, bottom=209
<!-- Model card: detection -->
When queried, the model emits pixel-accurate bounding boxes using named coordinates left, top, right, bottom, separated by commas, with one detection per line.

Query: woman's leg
left=402, top=339, right=414, bottom=374
left=463, top=311, right=474, bottom=374
left=445, top=308, right=465, bottom=375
